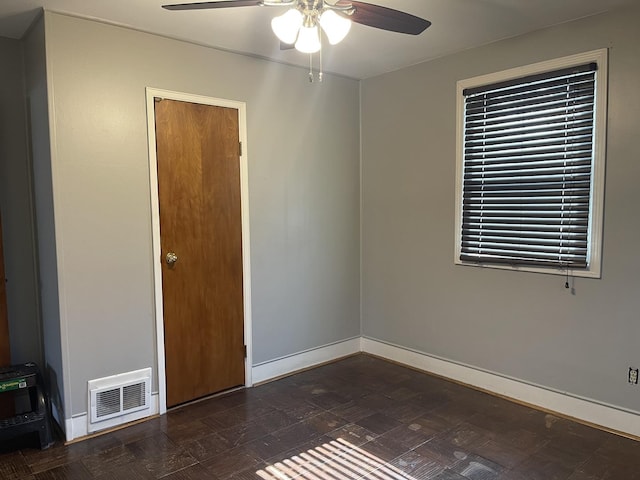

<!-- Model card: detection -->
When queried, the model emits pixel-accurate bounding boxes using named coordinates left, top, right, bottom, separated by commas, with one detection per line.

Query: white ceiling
left=0, top=0, right=634, bottom=79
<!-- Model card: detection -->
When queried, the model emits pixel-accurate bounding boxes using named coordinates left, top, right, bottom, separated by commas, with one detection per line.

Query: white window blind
left=460, top=63, right=597, bottom=269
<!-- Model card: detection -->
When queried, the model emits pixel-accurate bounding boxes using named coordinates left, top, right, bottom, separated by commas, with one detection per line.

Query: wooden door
left=154, top=98, right=245, bottom=408
left=0, top=212, right=11, bottom=366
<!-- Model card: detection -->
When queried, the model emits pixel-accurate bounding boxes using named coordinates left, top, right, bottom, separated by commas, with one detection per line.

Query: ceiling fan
left=162, top=0, right=431, bottom=55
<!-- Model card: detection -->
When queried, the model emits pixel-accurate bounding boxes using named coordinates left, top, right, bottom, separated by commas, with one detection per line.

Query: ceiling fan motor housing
left=300, top=0, right=322, bottom=26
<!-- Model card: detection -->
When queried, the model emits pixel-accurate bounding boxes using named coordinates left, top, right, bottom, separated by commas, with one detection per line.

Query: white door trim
left=145, top=87, right=253, bottom=415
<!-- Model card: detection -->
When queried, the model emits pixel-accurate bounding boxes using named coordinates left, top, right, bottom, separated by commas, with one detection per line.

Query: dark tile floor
left=1, top=354, right=639, bottom=479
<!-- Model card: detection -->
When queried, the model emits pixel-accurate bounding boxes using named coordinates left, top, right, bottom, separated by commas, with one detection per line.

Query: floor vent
left=88, top=368, right=152, bottom=433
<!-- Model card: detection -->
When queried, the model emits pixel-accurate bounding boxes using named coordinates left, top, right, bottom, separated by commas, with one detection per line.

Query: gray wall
left=0, top=37, right=41, bottom=366
left=43, top=12, right=360, bottom=418
left=361, top=4, right=640, bottom=413
left=23, top=15, right=69, bottom=424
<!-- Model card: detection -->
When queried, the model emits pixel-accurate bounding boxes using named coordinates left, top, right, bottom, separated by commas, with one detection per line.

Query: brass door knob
left=166, top=252, right=178, bottom=265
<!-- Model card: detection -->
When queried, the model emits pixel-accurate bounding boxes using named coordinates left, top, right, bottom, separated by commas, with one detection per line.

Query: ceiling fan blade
left=337, top=1, right=431, bottom=35
left=162, top=0, right=262, bottom=11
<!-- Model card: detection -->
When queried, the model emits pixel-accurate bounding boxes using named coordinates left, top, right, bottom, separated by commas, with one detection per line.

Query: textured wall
left=23, top=16, right=68, bottom=424
left=0, top=37, right=41, bottom=366
left=43, top=12, right=361, bottom=418
left=361, top=5, right=640, bottom=414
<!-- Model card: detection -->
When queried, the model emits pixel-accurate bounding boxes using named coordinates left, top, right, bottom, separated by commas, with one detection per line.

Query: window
left=455, top=50, right=607, bottom=278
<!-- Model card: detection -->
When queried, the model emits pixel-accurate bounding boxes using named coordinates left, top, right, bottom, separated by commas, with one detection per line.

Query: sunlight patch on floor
left=256, top=437, right=414, bottom=480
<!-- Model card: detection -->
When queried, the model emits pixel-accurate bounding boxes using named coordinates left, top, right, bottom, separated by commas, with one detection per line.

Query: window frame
left=454, top=49, right=608, bottom=278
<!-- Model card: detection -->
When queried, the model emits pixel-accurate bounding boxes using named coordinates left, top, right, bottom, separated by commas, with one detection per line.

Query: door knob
left=166, top=252, right=178, bottom=266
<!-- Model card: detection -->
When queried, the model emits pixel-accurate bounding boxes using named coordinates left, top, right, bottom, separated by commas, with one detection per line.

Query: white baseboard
left=251, top=337, right=361, bottom=385
left=65, top=392, right=159, bottom=442
left=62, top=337, right=640, bottom=441
left=361, top=337, right=640, bottom=439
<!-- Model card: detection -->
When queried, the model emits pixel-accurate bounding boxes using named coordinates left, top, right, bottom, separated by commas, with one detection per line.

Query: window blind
left=460, top=63, right=597, bottom=268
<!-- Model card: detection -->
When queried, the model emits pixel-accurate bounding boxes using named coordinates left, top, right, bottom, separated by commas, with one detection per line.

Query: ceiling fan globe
left=271, top=8, right=303, bottom=44
left=319, top=9, right=351, bottom=45
left=295, top=24, right=321, bottom=53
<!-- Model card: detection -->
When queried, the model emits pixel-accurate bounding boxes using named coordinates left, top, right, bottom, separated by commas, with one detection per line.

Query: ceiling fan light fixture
left=271, top=8, right=303, bottom=44
left=319, top=9, right=351, bottom=45
left=295, top=24, right=321, bottom=53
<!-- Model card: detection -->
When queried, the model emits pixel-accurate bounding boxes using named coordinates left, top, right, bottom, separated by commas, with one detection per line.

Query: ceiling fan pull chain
left=318, top=35, right=323, bottom=83
left=308, top=52, right=314, bottom=83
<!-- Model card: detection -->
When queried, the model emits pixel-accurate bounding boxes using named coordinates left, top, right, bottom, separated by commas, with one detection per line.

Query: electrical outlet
left=629, top=368, right=639, bottom=385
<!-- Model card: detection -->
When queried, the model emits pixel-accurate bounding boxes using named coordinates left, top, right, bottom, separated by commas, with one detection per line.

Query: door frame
left=145, top=88, right=253, bottom=415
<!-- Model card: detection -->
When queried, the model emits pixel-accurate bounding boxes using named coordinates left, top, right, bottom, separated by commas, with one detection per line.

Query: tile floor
left=1, top=354, right=639, bottom=479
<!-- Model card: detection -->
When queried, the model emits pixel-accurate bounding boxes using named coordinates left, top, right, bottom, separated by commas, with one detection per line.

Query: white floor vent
left=88, top=368, right=152, bottom=433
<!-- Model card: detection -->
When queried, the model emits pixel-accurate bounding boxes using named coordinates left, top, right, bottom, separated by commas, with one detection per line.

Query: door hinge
left=239, top=142, right=243, bottom=157
left=243, top=345, right=247, bottom=358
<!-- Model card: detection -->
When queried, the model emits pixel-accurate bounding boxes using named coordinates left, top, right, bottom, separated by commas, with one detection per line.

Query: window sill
left=454, top=259, right=601, bottom=279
